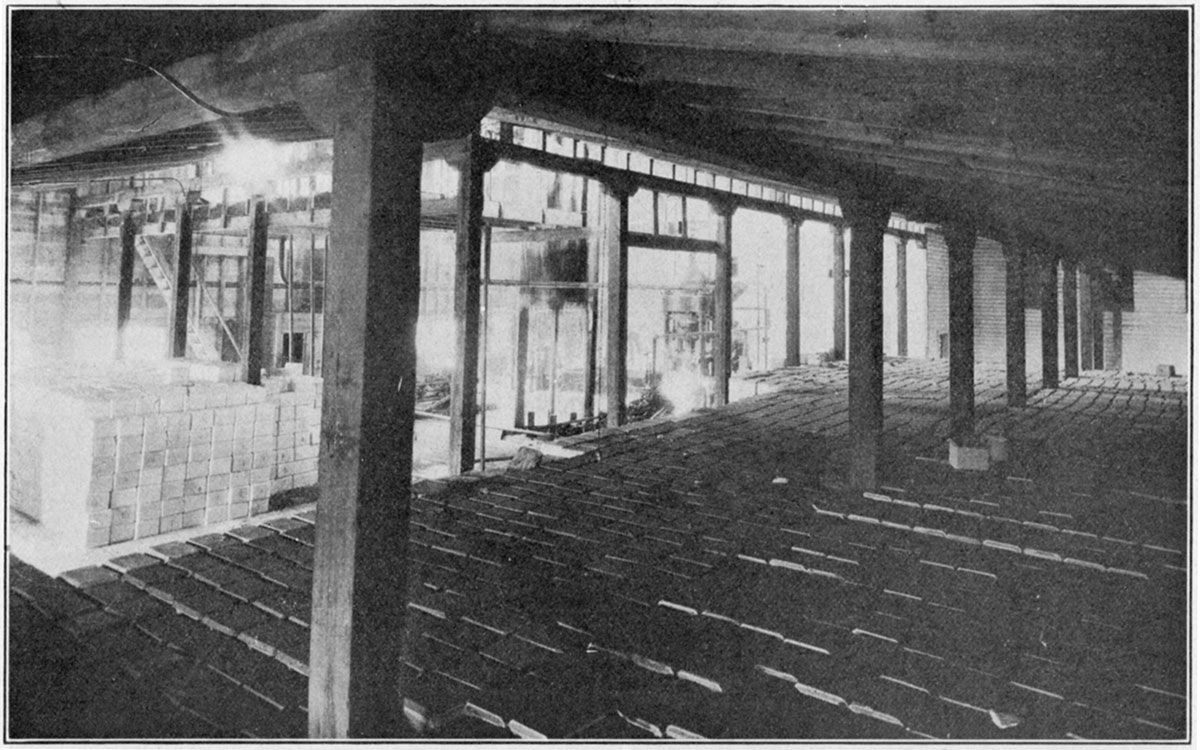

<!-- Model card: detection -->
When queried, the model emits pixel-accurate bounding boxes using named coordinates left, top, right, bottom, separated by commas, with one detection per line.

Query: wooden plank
left=449, top=135, right=492, bottom=476
left=1061, top=258, right=1079, bottom=378
left=308, top=54, right=422, bottom=739
left=243, top=201, right=269, bottom=385
left=603, top=179, right=633, bottom=427
left=114, top=212, right=137, bottom=360
left=945, top=223, right=976, bottom=442
left=1040, top=255, right=1060, bottom=389
left=712, top=200, right=736, bottom=406
left=1004, top=244, right=1027, bottom=407
left=842, top=195, right=889, bottom=490
left=831, top=224, right=847, bottom=360
left=169, top=203, right=194, bottom=358
left=784, top=217, right=801, bottom=366
left=625, top=231, right=722, bottom=254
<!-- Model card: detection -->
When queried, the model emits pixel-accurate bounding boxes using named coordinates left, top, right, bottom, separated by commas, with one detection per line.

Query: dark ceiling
left=9, top=9, right=1191, bottom=276
left=9, top=9, right=321, bottom=122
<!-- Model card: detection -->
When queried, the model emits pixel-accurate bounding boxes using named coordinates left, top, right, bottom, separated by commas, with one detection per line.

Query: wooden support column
left=602, top=178, right=634, bottom=427
left=712, top=198, right=737, bottom=407
left=1109, top=305, right=1123, bottom=371
left=1091, top=270, right=1105, bottom=369
left=114, top=211, right=137, bottom=359
left=243, top=200, right=269, bottom=385
left=945, top=223, right=976, bottom=442
left=841, top=196, right=890, bottom=490
left=1078, top=266, right=1094, bottom=371
left=61, top=191, right=83, bottom=360
left=1004, top=244, right=1027, bottom=407
left=1040, top=254, right=1060, bottom=389
left=583, top=183, right=600, bottom=418
left=513, top=305, right=530, bottom=427
left=831, top=224, right=847, bottom=360
left=784, top=216, right=802, bottom=366
left=170, top=202, right=194, bottom=358
left=1061, top=258, right=1079, bottom=379
left=308, top=19, right=454, bottom=731
left=448, top=136, right=495, bottom=475
left=896, top=237, right=908, bottom=358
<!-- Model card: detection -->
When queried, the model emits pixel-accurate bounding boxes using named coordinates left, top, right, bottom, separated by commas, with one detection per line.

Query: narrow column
left=1109, top=306, right=1123, bottom=371
left=308, top=37, right=428, bottom=738
left=170, top=201, right=194, bottom=358
left=841, top=196, right=890, bottom=490
left=1004, top=243, right=1027, bottom=407
left=583, top=187, right=600, bottom=418
left=896, top=237, right=908, bottom=358
left=603, top=178, right=634, bottom=427
left=712, top=199, right=737, bottom=406
left=1091, top=270, right=1105, bottom=369
left=1040, top=254, right=1060, bottom=389
left=512, top=305, right=530, bottom=427
left=945, top=222, right=976, bottom=442
left=243, top=200, right=269, bottom=385
left=114, top=211, right=137, bottom=359
left=1078, top=266, right=1094, bottom=371
left=448, top=136, right=495, bottom=475
left=1061, top=258, right=1079, bottom=379
left=831, top=224, right=847, bottom=360
left=61, top=191, right=83, bottom=360
left=784, top=216, right=802, bottom=366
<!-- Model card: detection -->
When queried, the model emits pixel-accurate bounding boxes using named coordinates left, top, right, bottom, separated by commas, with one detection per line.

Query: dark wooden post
left=243, top=200, right=269, bottom=385
left=583, top=184, right=600, bottom=418
left=1004, top=243, right=1027, bottom=407
left=944, top=223, right=977, bottom=442
left=1061, top=257, right=1079, bottom=379
left=170, top=202, right=194, bottom=358
left=1040, top=254, right=1060, bottom=389
left=831, top=224, right=847, bottom=360
left=841, top=196, right=890, bottom=490
left=784, top=216, right=802, bottom=366
left=115, top=211, right=137, bottom=359
left=61, top=191, right=83, bottom=360
left=1091, top=270, right=1105, bottom=369
left=895, top=236, right=908, bottom=358
left=308, top=25, right=440, bottom=734
left=712, top=198, right=737, bottom=406
left=603, top=178, right=634, bottom=427
left=513, top=305, right=530, bottom=427
left=448, top=136, right=495, bottom=475
left=1077, top=267, right=1094, bottom=371
left=1109, top=305, right=1123, bottom=372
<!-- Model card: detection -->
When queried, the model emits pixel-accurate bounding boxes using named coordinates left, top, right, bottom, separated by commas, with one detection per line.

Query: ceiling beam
left=12, top=13, right=367, bottom=167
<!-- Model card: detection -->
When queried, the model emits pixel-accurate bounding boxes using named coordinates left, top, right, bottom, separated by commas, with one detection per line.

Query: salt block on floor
left=948, top=438, right=989, bottom=471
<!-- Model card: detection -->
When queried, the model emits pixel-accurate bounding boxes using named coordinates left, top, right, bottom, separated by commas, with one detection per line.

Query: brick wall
left=10, top=371, right=321, bottom=549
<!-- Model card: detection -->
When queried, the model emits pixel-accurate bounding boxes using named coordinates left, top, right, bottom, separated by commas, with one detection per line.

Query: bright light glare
left=214, top=135, right=292, bottom=189
left=659, top=370, right=711, bottom=415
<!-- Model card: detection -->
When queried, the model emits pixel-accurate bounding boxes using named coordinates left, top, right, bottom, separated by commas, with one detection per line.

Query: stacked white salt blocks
left=11, top=375, right=321, bottom=549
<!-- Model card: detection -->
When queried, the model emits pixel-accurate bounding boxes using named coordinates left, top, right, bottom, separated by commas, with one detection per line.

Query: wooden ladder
left=136, top=235, right=238, bottom=361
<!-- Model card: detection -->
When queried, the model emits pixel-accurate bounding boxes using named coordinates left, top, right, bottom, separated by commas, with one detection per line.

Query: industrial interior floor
left=7, top=359, right=1189, bottom=740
